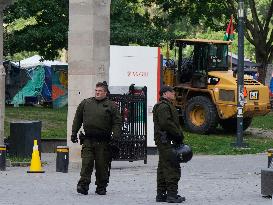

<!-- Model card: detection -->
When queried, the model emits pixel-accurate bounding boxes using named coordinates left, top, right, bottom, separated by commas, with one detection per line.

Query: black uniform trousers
left=78, top=139, right=111, bottom=189
left=157, top=142, right=181, bottom=195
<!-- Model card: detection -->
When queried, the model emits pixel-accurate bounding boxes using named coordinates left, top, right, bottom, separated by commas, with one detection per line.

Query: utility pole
left=0, top=1, right=12, bottom=145
left=235, top=0, right=246, bottom=147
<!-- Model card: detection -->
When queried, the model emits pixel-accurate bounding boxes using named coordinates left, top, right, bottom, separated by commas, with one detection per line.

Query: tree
left=148, top=0, right=273, bottom=83
left=6, top=0, right=272, bottom=83
left=241, top=0, right=273, bottom=83
left=4, top=0, right=68, bottom=60
left=110, top=0, right=168, bottom=46
left=4, top=0, right=166, bottom=59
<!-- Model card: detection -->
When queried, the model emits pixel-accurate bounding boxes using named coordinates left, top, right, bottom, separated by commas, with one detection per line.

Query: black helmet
left=174, top=144, right=193, bottom=163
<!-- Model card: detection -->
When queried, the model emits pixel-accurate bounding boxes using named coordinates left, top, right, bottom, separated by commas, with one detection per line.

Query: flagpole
left=230, top=15, right=233, bottom=70
left=224, top=15, right=234, bottom=70
left=230, top=44, right=232, bottom=70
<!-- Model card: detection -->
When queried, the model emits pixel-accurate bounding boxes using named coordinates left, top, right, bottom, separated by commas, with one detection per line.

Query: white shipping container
left=109, top=46, right=161, bottom=147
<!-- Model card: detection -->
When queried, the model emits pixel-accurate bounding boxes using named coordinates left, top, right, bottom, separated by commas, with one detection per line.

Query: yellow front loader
left=163, top=39, right=271, bottom=134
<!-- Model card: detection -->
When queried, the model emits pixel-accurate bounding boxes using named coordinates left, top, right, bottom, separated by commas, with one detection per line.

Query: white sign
left=109, top=46, right=160, bottom=147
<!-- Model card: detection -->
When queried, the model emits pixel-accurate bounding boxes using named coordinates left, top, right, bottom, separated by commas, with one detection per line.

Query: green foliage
left=147, top=0, right=229, bottom=31
left=5, top=51, right=38, bottom=61
left=193, top=30, right=256, bottom=61
left=4, top=0, right=68, bottom=60
left=5, top=17, right=36, bottom=32
left=150, top=0, right=273, bottom=82
left=161, top=30, right=256, bottom=61
left=110, top=0, right=168, bottom=46
left=3, top=0, right=272, bottom=75
left=5, top=0, right=169, bottom=58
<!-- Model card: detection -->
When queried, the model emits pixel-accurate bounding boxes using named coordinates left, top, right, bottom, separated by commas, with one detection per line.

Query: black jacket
left=153, top=97, right=184, bottom=145
left=72, top=97, right=122, bottom=141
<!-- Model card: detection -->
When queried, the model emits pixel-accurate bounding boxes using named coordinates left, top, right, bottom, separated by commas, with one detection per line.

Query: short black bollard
left=0, top=145, right=6, bottom=171
left=261, top=149, right=273, bottom=196
left=56, top=146, right=69, bottom=173
left=261, top=169, right=273, bottom=196
left=267, top=149, right=273, bottom=168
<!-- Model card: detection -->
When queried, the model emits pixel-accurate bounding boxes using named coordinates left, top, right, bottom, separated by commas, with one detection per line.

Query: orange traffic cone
left=27, top=140, right=45, bottom=173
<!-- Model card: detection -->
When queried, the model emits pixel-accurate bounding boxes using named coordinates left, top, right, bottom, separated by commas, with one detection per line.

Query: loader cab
left=175, top=39, right=230, bottom=88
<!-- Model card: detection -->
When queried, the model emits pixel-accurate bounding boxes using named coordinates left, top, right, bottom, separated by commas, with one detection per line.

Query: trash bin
left=261, top=169, right=273, bottom=196
left=56, top=146, right=69, bottom=173
left=9, top=120, right=42, bottom=158
left=0, top=145, right=6, bottom=171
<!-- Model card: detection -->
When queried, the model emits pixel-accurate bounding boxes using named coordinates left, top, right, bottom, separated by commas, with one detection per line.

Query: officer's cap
left=159, top=85, right=174, bottom=96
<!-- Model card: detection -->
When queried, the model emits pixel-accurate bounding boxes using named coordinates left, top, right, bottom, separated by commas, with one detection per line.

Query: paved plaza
left=0, top=153, right=272, bottom=205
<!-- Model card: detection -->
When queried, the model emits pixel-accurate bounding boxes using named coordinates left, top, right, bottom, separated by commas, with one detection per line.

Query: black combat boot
left=95, top=186, right=107, bottom=195
left=166, top=194, right=186, bottom=203
left=156, top=193, right=167, bottom=202
left=77, top=184, right=89, bottom=195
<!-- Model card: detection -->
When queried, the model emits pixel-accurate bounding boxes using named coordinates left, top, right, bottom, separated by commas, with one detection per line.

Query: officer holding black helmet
left=153, top=85, right=186, bottom=203
left=71, top=81, right=122, bottom=196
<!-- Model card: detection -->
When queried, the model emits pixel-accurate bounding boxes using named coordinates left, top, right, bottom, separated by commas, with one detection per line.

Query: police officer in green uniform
left=71, top=81, right=122, bottom=195
left=153, top=85, right=185, bottom=203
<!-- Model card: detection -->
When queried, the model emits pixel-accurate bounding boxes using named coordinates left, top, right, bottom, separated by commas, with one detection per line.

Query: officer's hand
left=71, top=134, right=78, bottom=143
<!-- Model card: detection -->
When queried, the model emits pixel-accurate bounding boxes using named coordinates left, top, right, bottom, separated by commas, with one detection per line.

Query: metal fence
left=109, top=86, right=147, bottom=164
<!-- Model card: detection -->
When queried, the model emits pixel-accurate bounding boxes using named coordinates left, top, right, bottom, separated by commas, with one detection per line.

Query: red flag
left=224, top=15, right=234, bottom=41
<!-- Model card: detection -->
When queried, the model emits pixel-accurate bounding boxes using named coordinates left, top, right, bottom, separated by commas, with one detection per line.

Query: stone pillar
left=0, top=0, right=12, bottom=146
left=68, top=0, right=111, bottom=162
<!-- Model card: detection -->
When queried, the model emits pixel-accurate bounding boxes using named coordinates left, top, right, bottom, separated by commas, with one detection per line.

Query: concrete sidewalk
left=0, top=153, right=272, bottom=205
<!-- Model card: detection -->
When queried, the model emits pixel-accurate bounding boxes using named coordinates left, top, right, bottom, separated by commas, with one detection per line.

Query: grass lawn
left=185, top=131, right=273, bottom=155
left=4, top=106, right=273, bottom=155
left=5, top=105, right=67, bottom=139
left=251, top=112, right=273, bottom=130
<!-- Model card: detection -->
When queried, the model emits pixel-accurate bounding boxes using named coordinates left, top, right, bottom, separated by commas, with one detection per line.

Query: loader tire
left=219, top=117, right=253, bottom=133
left=183, top=96, right=218, bottom=134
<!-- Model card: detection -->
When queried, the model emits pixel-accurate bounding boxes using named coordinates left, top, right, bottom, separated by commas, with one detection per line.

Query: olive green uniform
left=72, top=97, right=122, bottom=190
left=153, top=97, right=184, bottom=196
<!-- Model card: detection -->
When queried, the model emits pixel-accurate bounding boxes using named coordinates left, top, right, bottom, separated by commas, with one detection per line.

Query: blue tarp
left=41, top=66, right=52, bottom=102
left=11, top=66, right=46, bottom=105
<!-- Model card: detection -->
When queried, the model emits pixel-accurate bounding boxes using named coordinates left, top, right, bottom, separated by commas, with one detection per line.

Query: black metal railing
left=109, top=86, right=147, bottom=164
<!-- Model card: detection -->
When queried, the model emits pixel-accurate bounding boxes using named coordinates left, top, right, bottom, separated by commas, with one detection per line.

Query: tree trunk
left=256, top=49, right=270, bottom=85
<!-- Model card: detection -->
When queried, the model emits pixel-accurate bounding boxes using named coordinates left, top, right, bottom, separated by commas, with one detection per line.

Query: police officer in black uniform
left=153, top=85, right=185, bottom=203
left=71, top=81, right=122, bottom=195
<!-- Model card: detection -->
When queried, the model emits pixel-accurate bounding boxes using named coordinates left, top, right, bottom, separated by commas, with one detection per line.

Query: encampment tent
left=14, top=55, right=67, bottom=68
left=5, top=55, right=68, bottom=108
